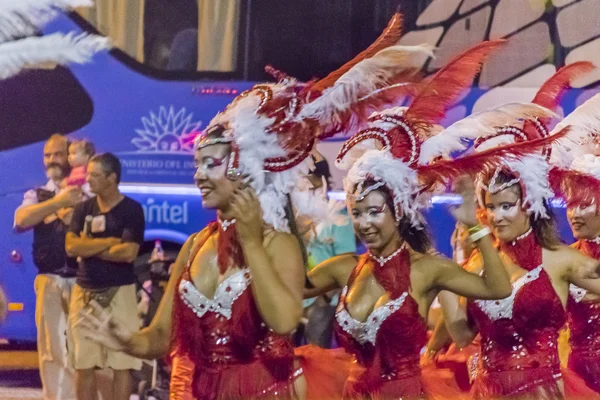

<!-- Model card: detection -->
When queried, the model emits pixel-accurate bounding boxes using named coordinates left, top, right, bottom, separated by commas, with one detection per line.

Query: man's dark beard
left=46, top=161, right=71, bottom=178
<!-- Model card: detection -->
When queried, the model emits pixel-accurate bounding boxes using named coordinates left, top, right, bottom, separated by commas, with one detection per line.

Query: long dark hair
left=355, top=179, right=433, bottom=254
left=285, top=194, right=308, bottom=265
left=310, top=154, right=332, bottom=190
left=480, top=169, right=560, bottom=250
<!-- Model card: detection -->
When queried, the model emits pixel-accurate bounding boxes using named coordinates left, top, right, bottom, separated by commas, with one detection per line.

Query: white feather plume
left=506, top=155, right=554, bottom=219
left=549, top=93, right=600, bottom=168
left=293, top=192, right=351, bottom=243
left=207, top=83, right=321, bottom=232
left=345, top=149, right=429, bottom=227
left=477, top=154, right=553, bottom=219
left=0, top=0, right=92, bottom=42
left=323, top=199, right=350, bottom=228
left=290, top=178, right=329, bottom=221
left=313, top=199, right=352, bottom=243
left=0, top=32, right=110, bottom=80
left=296, top=44, right=434, bottom=124
left=419, top=103, right=557, bottom=164
left=571, top=154, right=600, bottom=180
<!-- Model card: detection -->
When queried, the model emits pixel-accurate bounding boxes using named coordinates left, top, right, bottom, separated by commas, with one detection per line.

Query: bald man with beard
left=14, top=134, right=83, bottom=400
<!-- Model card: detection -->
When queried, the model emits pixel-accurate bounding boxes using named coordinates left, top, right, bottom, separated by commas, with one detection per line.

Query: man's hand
left=54, top=186, right=83, bottom=208
left=56, top=207, right=74, bottom=225
left=15, top=186, right=82, bottom=231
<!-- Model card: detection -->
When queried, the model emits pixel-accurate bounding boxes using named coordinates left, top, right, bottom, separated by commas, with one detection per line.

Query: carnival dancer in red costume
left=544, top=92, right=600, bottom=394
left=428, top=72, right=600, bottom=399
left=77, top=12, right=441, bottom=400
left=424, top=61, right=597, bottom=392
left=80, top=86, right=314, bottom=400
left=301, top=39, right=576, bottom=400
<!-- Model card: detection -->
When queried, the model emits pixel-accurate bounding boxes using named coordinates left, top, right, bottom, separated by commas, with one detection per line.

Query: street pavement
left=0, top=346, right=42, bottom=400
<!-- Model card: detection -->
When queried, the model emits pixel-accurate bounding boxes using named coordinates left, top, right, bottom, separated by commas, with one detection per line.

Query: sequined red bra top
left=170, top=223, right=298, bottom=400
left=568, top=239, right=600, bottom=359
left=467, top=229, right=566, bottom=391
left=334, top=246, right=428, bottom=394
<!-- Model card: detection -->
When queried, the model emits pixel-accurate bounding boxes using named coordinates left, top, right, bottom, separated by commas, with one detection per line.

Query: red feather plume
left=320, top=70, right=424, bottom=140
left=404, top=40, right=507, bottom=134
left=418, top=126, right=571, bottom=191
left=523, top=61, right=596, bottom=139
left=549, top=167, right=600, bottom=206
left=347, top=70, right=423, bottom=121
left=532, top=61, right=595, bottom=112
left=310, top=12, right=403, bottom=93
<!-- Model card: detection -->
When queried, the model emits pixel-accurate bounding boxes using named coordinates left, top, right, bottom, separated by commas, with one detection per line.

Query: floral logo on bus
left=132, top=106, right=202, bottom=154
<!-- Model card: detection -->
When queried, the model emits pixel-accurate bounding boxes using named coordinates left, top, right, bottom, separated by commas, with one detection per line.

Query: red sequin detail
left=216, top=223, right=245, bottom=275
left=335, top=250, right=428, bottom=397
left=567, top=240, right=600, bottom=392
left=169, top=221, right=297, bottom=399
left=467, top=236, right=567, bottom=397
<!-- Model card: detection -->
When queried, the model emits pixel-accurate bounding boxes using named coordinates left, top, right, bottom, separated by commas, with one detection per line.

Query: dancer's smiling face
left=194, top=144, right=241, bottom=211
left=349, top=187, right=400, bottom=255
left=568, top=202, right=600, bottom=240
left=484, top=185, right=530, bottom=242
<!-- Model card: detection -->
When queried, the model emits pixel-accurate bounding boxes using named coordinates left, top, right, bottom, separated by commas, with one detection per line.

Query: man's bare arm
left=14, top=186, right=82, bottom=230
left=65, top=232, right=121, bottom=258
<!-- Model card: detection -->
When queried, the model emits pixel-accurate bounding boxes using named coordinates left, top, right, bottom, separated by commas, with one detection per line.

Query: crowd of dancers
left=9, top=5, right=600, bottom=400
left=73, top=12, right=600, bottom=399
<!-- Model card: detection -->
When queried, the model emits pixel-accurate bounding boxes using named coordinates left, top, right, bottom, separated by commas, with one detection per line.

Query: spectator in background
left=66, top=153, right=145, bottom=400
left=13, top=133, right=82, bottom=400
left=144, top=0, right=199, bottom=70
left=166, top=28, right=198, bottom=70
left=299, top=150, right=357, bottom=348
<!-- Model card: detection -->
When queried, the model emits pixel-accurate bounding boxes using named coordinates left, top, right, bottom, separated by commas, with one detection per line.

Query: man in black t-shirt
left=66, top=153, right=144, bottom=400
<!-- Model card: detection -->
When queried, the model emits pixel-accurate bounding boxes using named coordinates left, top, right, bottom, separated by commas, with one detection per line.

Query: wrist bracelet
left=469, top=226, right=491, bottom=242
left=467, top=224, right=483, bottom=234
left=422, top=345, right=438, bottom=359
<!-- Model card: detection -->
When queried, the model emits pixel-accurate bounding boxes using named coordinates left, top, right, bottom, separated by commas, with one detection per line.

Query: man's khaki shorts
left=68, top=283, right=142, bottom=371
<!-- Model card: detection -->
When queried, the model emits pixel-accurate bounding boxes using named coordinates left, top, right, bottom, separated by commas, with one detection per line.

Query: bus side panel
left=124, top=191, right=215, bottom=236
left=0, top=193, right=39, bottom=342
